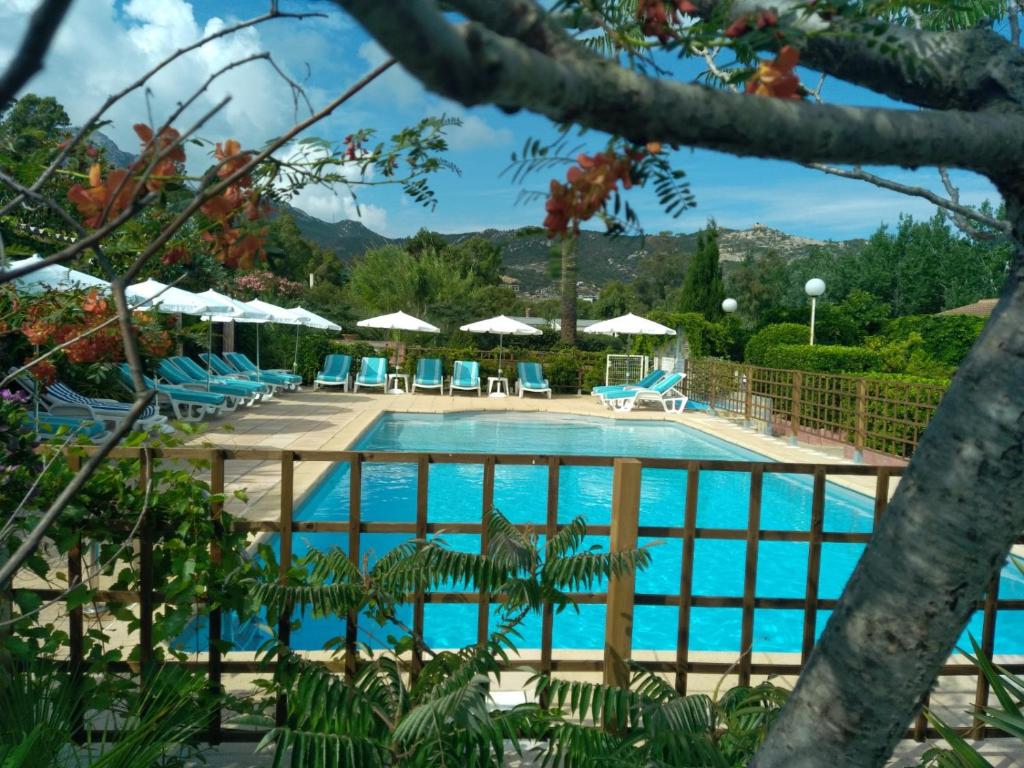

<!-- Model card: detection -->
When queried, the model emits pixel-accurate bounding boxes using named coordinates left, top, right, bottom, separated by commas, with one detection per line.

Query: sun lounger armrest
left=47, top=403, right=96, bottom=419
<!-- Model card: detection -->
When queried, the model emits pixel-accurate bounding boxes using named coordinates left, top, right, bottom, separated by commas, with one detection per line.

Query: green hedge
left=879, top=314, right=984, bottom=366
left=744, top=323, right=809, bottom=365
left=762, top=343, right=881, bottom=373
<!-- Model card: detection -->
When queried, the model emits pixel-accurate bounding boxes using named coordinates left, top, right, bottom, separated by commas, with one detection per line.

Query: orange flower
left=746, top=46, right=802, bottom=99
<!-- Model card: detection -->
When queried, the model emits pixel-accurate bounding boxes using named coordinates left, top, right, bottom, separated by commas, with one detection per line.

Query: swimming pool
left=177, top=412, right=1024, bottom=654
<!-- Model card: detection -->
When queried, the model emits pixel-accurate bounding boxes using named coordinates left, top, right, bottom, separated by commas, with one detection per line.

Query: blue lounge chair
left=223, top=352, right=301, bottom=390
left=155, top=360, right=246, bottom=411
left=35, top=413, right=109, bottom=443
left=599, top=372, right=687, bottom=413
left=118, top=364, right=228, bottom=422
left=449, top=360, right=480, bottom=396
left=170, top=356, right=273, bottom=401
left=43, top=381, right=171, bottom=433
left=157, top=359, right=262, bottom=408
left=199, top=352, right=261, bottom=382
left=516, top=362, right=551, bottom=399
left=354, top=357, right=388, bottom=392
left=314, top=354, right=352, bottom=391
left=591, top=369, right=665, bottom=396
left=412, top=358, right=443, bottom=393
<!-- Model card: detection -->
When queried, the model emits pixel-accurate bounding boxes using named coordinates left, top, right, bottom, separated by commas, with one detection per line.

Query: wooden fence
left=28, top=447, right=1021, bottom=744
left=684, top=359, right=947, bottom=461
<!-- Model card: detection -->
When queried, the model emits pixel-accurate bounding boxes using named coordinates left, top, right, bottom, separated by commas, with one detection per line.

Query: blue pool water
left=177, top=412, right=1024, bottom=654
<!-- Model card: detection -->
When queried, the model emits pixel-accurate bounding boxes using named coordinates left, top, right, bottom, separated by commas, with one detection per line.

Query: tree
left=334, top=1, right=1024, bottom=764
left=679, top=223, right=725, bottom=320
left=594, top=279, right=636, bottom=318
left=726, top=249, right=789, bottom=326
left=559, top=235, right=578, bottom=343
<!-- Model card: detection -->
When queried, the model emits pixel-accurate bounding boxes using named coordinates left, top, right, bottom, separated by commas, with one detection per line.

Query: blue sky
left=1, top=0, right=1002, bottom=239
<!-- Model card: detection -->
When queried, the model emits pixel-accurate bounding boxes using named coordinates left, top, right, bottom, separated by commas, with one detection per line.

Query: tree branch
left=333, top=1, right=1024, bottom=173
left=447, top=0, right=595, bottom=60
left=0, top=0, right=74, bottom=113
left=120, top=58, right=395, bottom=284
left=701, top=0, right=1024, bottom=113
left=807, top=162, right=1011, bottom=236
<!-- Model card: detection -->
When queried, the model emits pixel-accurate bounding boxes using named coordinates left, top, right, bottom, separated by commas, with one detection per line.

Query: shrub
left=744, top=323, right=809, bottom=365
left=647, top=310, right=736, bottom=359
left=763, top=343, right=881, bottom=373
left=879, top=314, right=984, bottom=366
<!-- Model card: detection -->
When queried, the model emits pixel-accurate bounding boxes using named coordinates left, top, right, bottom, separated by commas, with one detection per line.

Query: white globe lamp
left=721, top=297, right=738, bottom=314
left=804, top=278, right=826, bottom=345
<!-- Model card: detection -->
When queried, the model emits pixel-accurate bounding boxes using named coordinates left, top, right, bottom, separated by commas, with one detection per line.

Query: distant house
left=939, top=299, right=997, bottom=317
left=500, top=275, right=520, bottom=293
left=549, top=318, right=600, bottom=333
left=508, top=316, right=549, bottom=331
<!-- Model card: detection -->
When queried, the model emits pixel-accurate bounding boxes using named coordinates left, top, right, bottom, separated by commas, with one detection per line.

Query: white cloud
left=0, top=0, right=329, bottom=168
left=289, top=183, right=388, bottom=232
left=357, top=40, right=425, bottom=108
left=683, top=169, right=1001, bottom=238
left=447, top=113, right=513, bottom=151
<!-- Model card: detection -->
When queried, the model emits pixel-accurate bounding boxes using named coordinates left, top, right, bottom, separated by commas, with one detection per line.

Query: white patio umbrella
left=583, top=312, right=677, bottom=341
left=583, top=312, right=676, bottom=386
left=242, top=299, right=302, bottom=376
left=2, top=255, right=110, bottom=295
left=197, top=289, right=272, bottom=386
left=126, top=279, right=238, bottom=389
left=284, top=307, right=341, bottom=372
left=357, top=311, right=439, bottom=393
left=460, top=315, right=542, bottom=398
left=126, top=278, right=235, bottom=316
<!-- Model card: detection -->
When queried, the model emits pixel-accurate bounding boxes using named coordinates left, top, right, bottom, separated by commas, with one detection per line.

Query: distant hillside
left=87, top=133, right=864, bottom=297
left=288, top=212, right=864, bottom=298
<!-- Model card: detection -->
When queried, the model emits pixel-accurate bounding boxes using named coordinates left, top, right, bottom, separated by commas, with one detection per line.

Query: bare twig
left=807, top=162, right=1010, bottom=236
left=0, top=430, right=80, bottom=546
left=0, top=448, right=154, bottom=628
left=121, top=58, right=396, bottom=284
left=0, top=94, right=233, bottom=287
left=697, top=45, right=737, bottom=92
left=0, top=0, right=74, bottom=112
left=0, top=391, right=155, bottom=587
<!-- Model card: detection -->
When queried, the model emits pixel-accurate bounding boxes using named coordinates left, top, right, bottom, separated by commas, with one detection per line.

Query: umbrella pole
left=497, top=334, right=504, bottom=378
left=293, top=325, right=300, bottom=372
left=33, top=344, right=39, bottom=433
left=207, top=321, right=213, bottom=391
left=256, top=324, right=261, bottom=384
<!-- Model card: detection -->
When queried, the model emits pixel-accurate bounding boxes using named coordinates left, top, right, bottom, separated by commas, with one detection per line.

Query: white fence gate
left=604, top=354, right=647, bottom=386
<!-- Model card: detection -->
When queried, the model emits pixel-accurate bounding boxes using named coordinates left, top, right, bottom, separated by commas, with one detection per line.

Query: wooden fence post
left=604, top=458, right=642, bottom=688
left=790, top=371, right=803, bottom=446
left=854, top=378, right=867, bottom=462
left=708, top=362, right=718, bottom=412
left=208, top=449, right=225, bottom=744
left=275, top=451, right=294, bottom=727
left=744, top=365, right=754, bottom=425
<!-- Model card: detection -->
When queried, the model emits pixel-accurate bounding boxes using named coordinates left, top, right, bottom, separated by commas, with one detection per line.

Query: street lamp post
left=804, top=278, right=826, bottom=345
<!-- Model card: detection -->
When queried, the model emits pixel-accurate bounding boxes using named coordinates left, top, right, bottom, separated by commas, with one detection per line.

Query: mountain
left=89, top=131, right=137, bottom=168
left=288, top=211, right=864, bottom=298
left=84, top=132, right=864, bottom=297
